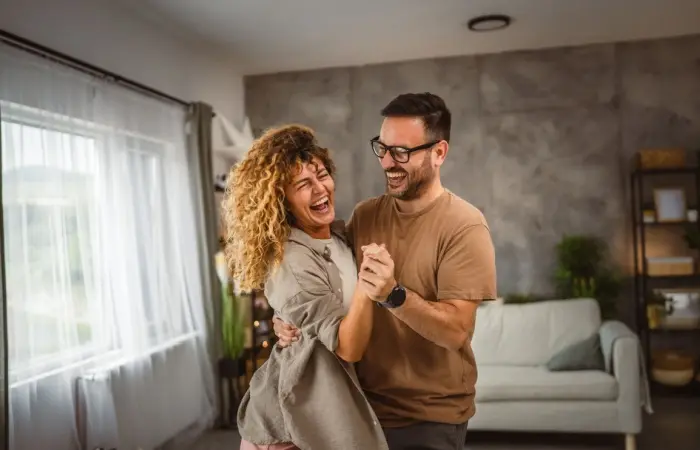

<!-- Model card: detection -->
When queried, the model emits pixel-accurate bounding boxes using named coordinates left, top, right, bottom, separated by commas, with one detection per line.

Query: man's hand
left=272, top=316, right=300, bottom=348
left=359, top=243, right=396, bottom=302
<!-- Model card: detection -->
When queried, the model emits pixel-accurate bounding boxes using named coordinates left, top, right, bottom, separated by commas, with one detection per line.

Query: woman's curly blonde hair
left=222, top=124, right=336, bottom=291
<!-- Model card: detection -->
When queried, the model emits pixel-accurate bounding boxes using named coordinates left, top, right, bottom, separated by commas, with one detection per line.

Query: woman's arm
left=268, top=249, right=372, bottom=361
left=335, top=282, right=373, bottom=363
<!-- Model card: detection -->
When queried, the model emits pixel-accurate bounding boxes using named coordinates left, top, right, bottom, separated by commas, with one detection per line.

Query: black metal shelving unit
left=249, top=290, right=276, bottom=373
left=630, top=159, right=700, bottom=395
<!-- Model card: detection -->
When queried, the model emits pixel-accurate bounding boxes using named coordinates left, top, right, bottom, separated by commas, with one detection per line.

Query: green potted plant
left=220, top=281, right=247, bottom=374
left=215, top=249, right=247, bottom=414
left=553, top=234, right=622, bottom=319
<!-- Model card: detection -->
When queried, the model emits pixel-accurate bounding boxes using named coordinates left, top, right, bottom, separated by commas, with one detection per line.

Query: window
left=2, top=103, right=194, bottom=384
left=2, top=118, right=110, bottom=380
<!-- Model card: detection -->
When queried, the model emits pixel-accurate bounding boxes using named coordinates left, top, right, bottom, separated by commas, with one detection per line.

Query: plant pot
left=218, top=356, right=248, bottom=428
left=219, top=356, right=247, bottom=378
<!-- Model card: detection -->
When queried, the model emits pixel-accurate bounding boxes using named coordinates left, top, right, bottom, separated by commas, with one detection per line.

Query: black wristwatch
left=380, top=284, right=407, bottom=309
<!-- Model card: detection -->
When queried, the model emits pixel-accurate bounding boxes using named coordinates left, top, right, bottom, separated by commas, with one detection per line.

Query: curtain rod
left=0, top=29, right=191, bottom=108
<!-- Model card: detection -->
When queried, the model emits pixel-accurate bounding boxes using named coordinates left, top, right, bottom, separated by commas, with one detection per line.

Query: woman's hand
left=359, top=243, right=396, bottom=302
left=273, top=316, right=300, bottom=348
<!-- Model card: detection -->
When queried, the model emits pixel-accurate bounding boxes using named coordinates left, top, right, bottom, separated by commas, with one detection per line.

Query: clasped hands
left=357, top=242, right=396, bottom=302
left=273, top=243, right=396, bottom=347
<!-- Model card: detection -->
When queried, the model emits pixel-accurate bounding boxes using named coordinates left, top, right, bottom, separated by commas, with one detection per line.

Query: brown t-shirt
left=346, top=190, right=497, bottom=428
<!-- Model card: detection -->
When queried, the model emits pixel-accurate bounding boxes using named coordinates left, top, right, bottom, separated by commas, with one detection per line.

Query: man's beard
left=385, top=153, right=434, bottom=200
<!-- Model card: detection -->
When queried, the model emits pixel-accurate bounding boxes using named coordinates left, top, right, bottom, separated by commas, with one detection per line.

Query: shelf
left=649, top=380, right=700, bottom=398
left=634, top=167, right=700, bottom=176
left=640, top=220, right=696, bottom=227
left=649, top=326, right=700, bottom=333
left=630, top=161, right=700, bottom=384
left=642, top=274, right=700, bottom=283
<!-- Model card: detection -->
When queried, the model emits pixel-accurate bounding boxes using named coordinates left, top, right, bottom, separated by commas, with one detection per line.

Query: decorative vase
left=647, top=304, right=666, bottom=329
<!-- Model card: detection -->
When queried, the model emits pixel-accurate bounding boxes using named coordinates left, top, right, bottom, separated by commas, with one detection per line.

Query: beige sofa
left=470, top=298, right=649, bottom=450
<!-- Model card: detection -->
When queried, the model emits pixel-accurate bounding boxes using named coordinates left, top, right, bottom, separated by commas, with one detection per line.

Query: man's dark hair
left=380, top=92, right=451, bottom=143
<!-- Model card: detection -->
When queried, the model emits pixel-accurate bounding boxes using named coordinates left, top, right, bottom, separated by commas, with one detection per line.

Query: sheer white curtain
left=0, top=44, right=215, bottom=450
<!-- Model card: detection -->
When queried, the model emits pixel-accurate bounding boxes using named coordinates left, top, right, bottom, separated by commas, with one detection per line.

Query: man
left=274, top=92, right=497, bottom=450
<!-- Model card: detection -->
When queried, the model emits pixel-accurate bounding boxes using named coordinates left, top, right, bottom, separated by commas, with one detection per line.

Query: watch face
left=388, top=285, right=406, bottom=307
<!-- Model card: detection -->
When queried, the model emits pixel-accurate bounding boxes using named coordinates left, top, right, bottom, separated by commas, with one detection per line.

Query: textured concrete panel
left=481, top=106, right=622, bottom=295
left=440, top=114, right=487, bottom=211
left=619, top=34, right=700, bottom=164
left=245, top=68, right=358, bottom=219
left=353, top=56, right=479, bottom=201
left=480, top=45, right=616, bottom=114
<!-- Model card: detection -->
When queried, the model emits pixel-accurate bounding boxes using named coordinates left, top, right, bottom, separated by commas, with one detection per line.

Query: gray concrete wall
left=244, top=34, right=700, bottom=312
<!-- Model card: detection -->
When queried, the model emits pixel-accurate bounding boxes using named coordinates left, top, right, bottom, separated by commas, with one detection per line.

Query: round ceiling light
left=467, top=14, right=512, bottom=32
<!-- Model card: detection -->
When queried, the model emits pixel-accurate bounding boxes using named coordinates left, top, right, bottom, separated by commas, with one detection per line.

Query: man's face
left=377, top=116, right=438, bottom=200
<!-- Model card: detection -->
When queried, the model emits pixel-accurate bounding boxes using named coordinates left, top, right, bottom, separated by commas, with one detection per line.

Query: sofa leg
left=625, top=434, right=636, bottom=450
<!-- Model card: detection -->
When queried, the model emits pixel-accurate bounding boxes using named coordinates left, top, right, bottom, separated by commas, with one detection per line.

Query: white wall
left=0, top=0, right=243, bottom=175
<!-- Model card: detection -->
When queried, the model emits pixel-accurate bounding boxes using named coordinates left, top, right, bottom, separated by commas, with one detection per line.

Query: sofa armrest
left=598, top=320, right=644, bottom=433
left=599, top=321, right=636, bottom=374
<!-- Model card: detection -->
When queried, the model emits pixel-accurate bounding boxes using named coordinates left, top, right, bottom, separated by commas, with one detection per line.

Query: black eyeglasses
left=369, top=136, right=440, bottom=163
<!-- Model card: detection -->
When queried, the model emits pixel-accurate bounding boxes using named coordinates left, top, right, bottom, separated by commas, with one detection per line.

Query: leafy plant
left=222, top=281, right=246, bottom=360
left=503, top=293, right=547, bottom=304
left=553, top=235, right=621, bottom=319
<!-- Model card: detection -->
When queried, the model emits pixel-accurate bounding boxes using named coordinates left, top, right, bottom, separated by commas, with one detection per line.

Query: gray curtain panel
left=0, top=106, right=9, bottom=450
left=187, top=102, right=223, bottom=414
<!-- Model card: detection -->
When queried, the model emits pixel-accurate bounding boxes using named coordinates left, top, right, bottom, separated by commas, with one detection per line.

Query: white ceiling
left=127, top=0, right=700, bottom=75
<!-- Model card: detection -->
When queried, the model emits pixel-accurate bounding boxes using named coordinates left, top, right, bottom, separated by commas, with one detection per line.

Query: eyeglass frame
left=369, top=135, right=441, bottom=163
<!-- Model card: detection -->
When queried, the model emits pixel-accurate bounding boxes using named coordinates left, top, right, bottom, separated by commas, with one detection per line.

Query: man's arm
left=359, top=260, right=478, bottom=350
left=389, top=293, right=478, bottom=351
left=360, top=223, right=496, bottom=351
left=273, top=316, right=300, bottom=346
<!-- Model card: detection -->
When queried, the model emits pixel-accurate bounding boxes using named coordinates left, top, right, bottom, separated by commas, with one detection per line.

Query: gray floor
left=191, top=397, right=700, bottom=450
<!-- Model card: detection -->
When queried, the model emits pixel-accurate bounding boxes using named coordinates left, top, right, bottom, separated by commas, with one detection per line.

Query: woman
left=222, top=124, right=389, bottom=450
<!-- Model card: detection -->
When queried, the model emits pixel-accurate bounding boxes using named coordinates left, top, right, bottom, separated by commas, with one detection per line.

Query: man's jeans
left=383, top=421, right=469, bottom=450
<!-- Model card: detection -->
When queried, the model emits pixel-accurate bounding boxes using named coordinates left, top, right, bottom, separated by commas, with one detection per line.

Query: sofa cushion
left=472, top=298, right=602, bottom=366
left=546, top=332, right=605, bottom=371
left=475, top=365, right=618, bottom=402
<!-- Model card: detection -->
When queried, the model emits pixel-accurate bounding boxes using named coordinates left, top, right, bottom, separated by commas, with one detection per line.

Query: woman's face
left=284, top=158, right=335, bottom=237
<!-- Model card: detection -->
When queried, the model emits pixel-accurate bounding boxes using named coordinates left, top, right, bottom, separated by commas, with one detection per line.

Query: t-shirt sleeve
left=437, top=223, right=497, bottom=301
left=345, top=201, right=366, bottom=259
left=345, top=210, right=355, bottom=250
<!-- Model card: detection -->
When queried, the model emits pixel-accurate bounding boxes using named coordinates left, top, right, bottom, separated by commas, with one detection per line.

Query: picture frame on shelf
left=653, top=188, right=687, bottom=222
